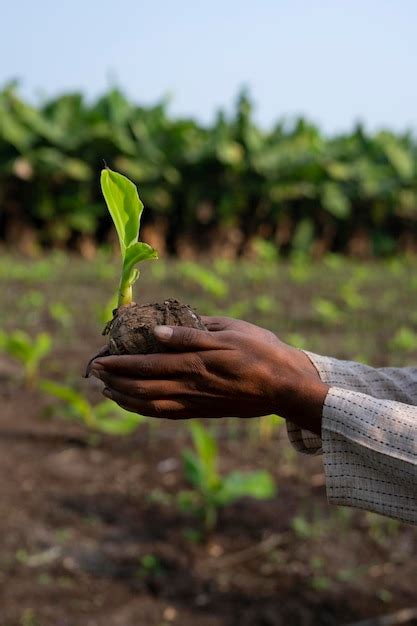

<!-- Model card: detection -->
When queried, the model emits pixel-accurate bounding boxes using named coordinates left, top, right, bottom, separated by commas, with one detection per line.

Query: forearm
left=278, top=371, right=329, bottom=436
left=286, top=350, right=417, bottom=525
left=286, top=348, right=417, bottom=455
left=303, top=351, right=417, bottom=404
left=321, top=387, right=417, bottom=525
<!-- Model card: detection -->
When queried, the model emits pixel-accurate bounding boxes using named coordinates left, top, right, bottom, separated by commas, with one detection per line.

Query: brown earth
left=1, top=381, right=417, bottom=626
left=2, top=255, right=417, bottom=625
left=104, top=299, right=206, bottom=356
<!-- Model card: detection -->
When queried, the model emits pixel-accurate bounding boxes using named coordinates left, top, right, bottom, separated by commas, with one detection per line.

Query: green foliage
left=178, top=261, right=228, bottom=298
left=100, top=168, right=158, bottom=305
left=179, top=422, right=276, bottom=530
left=40, top=379, right=146, bottom=434
left=389, top=326, right=417, bottom=353
left=137, top=554, right=163, bottom=578
left=339, top=281, right=366, bottom=311
left=0, top=330, right=52, bottom=387
left=312, top=297, right=344, bottom=325
left=365, top=512, right=401, bottom=547
left=257, top=413, right=285, bottom=443
left=48, top=302, right=72, bottom=329
left=1, top=84, right=417, bottom=257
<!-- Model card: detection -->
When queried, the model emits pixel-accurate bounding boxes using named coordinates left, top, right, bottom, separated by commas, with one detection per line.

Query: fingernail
left=103, top=387, right=113, bottom=399
left=154, top=325, right=173, bottom=340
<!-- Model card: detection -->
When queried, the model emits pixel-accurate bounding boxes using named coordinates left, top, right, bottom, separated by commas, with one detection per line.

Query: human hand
left=202, top=316, right=323, bottom=384
left=201, top=315, right=281, bottom=345
left=89, top=319, right=328, bottom=433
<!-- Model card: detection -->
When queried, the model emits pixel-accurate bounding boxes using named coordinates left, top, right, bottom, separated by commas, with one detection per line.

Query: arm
left=89, top=319, right=417, bottom=525
left=303, top=351, right=417, bottom=403
left=315, top=386, right=417, bottom=525
left=287, top=351, right=417, bottom=524
left=287, top=351, right=417, bottom=454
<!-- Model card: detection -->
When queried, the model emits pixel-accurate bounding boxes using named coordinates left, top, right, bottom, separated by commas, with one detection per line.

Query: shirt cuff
left=321, top=386, right=417, bottom=524
left=286, top=350, right=330, bottom=455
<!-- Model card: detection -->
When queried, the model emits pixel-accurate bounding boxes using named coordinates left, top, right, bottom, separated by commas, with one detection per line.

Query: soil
left=2, top=381, right=417, bottom=626
left=2, top=255, right=417, bottom=625
left=104, top=299, right=206, bottom=355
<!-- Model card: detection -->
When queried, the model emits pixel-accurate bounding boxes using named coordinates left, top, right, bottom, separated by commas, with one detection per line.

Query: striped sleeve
left=287, top=351, right=417, bottom=524
left=321, top=388, right=417, bottom=524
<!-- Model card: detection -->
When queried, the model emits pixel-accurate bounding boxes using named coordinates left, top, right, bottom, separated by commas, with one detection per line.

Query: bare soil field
left=1, top=253, right=417, bottom=626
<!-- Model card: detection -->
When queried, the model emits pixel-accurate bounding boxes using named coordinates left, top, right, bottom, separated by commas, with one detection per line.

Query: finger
left=153, top=325, right=221, bottom=351
left=84, top=345, right=111, bottom=378
left=93, top=352, right=204, bottom=378
left=95, top=373, right=184, bottom=399
left=103, top=388, right=190, bottom=419
left=200, top=316, right=232, bottom=331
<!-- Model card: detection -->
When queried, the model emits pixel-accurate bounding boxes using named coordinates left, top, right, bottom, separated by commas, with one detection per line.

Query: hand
left=201, top=315, right=281, bottom=345
left=204, top=316, right=323, bottom=388
left=89, top=318, right=329, bottom=434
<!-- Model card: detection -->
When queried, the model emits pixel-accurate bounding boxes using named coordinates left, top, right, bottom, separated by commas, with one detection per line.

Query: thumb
left=153, top=325, right=219, bottom=351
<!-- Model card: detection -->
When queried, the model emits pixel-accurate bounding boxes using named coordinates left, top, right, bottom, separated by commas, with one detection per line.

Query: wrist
left=293, top=347, right=322, bottom=380
left=274, top=347, right=329, bottom=435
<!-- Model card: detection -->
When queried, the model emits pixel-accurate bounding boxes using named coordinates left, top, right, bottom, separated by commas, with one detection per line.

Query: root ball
left=104, top=298, right=207, bottom=355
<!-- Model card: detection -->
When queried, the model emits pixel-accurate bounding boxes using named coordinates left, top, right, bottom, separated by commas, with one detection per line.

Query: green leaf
left=216, top=470, right=276, bottom=506
left=39, top=379, right=92, bottom=423
left=93, top=401, right=146, bottom=435
left=389, top=326, right=417, bottom=352
left=122, top=241, right=158, bottom=286
left=376, top=133, right=414, bottom=181
left=321, top=182, right=351, bottom=219
left=100, top=168, right=144, bottom=254
left=178, top=261, right=228, bottom=298
left=0, top=331, right=52, bottom=367
left=189, top=422, right=219, bottom=488
left=182, top=450, right=204, bottom=488
left=35, top=333, right=52, bottom=361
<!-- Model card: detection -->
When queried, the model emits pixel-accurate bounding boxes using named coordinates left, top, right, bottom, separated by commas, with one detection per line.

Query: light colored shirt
left=287, top=351, right=417, bottom=525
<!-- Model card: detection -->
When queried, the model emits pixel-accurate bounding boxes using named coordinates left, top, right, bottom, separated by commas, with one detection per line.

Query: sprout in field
left=0, top=330, right=52, bottom=388
left=40, top=379, right=146, bottom=435
left=87, top=168, right=206, bottom=364
left=178, top=422, right=276, bottom=531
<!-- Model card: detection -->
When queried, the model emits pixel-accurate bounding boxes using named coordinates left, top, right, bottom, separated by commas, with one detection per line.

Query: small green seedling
left=101, top=167, right=158, bottom=306
left=48, top=302, right=73, bottom=329
left=0, top=330, right=52, bottom=388
left=40, top=379, right=146, bottom=435
left=137, top=554, right=164, bottom=579
left=389, top=326, right=417, bottom=353
left=179, top=422, right=276, bottom=530
left=178, top=261, right=228, bottom=299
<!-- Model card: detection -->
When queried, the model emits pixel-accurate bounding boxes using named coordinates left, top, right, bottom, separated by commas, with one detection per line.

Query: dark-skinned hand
left=88, top=316, right=329, bottom=435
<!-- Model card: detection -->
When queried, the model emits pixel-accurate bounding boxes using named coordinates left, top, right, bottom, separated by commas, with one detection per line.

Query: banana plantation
left=1, top=83, right=416, bottom=257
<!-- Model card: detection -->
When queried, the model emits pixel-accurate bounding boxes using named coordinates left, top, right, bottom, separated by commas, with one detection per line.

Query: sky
left=1, top=0, right=416, bottom=133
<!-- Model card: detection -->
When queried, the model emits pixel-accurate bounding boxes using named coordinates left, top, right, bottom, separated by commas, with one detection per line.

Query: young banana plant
left=101, top=167, right=158, bottom=307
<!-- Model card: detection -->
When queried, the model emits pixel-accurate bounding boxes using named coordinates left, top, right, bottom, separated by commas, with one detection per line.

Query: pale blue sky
left=1, top=0, right=416, bottom=132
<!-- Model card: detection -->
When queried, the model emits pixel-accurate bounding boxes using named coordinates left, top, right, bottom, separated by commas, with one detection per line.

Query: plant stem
left=204, top=503, right=217, bottom=532
left=118, top=282, right=132, bottom=307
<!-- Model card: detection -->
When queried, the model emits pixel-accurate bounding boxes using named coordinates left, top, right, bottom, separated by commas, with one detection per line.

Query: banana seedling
left=101, top=167, right=158, bottom=307
left=0, top=330, right=52, bottom=388
left=40, top=379, right=146, bottom=435
left=179, top=421, right=276, bottom=531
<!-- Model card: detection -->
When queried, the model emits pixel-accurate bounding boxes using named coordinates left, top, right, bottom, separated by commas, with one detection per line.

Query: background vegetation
left=1, top=82, right=417, bottom=258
